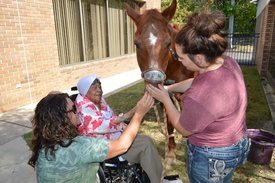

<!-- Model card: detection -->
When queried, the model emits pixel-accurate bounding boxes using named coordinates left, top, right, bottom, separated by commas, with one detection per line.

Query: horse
left=125, top=0, right=195, bottom=159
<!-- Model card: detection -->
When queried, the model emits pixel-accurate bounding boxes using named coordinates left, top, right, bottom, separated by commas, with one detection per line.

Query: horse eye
left=134, top=42, right=141, bottom=49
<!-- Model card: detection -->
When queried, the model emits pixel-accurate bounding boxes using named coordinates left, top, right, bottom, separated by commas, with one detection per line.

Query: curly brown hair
left=175, top=11, right=228, bottom=63
left=28, top=93, right=79, bottom=168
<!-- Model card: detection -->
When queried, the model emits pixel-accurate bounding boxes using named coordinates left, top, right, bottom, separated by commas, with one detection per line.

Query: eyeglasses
left=66, top=105, right=77, bottom=114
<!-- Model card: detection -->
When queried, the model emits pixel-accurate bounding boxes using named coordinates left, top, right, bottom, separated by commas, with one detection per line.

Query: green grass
left=242, top=66, right=272, bottom=128
left=23, top=131, right=32, bottom=148
left=24, top=66, right=274, bottom=182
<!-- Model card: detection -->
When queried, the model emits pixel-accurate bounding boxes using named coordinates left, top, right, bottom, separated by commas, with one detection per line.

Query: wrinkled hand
left=111, top=115, right=124, bottom=125
left=146, top=84, right=170, bottom=104
left=124, top=106, right=136, bottom=119
left=135, top=92, right=154, bottom=116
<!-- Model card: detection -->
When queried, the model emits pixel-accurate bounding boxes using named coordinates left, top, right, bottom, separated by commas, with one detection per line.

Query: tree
left=161, top=0, right=257, bottom=33
left=161, top=0, right=214, bottom=25
left=214, top=0, right=257, bottom=33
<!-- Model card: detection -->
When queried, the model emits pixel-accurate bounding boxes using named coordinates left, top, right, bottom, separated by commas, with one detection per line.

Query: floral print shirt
left=75, top=94, right=123, bottom=140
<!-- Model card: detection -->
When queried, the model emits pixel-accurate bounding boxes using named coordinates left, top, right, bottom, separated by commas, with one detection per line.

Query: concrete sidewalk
left=0, top=69, right=142, bottom=183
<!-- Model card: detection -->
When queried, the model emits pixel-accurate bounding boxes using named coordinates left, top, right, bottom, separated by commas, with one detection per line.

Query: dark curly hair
left=175, top=11, right=228, bottom=63
left=28, top=93, right=79, bottom=168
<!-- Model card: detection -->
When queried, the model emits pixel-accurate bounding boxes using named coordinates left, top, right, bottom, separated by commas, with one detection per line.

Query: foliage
left=161, top=0, right=257, bottom=33
left=214, top=0, right=257, bottom=33
left=24, top=131, right=32, bottom=147
left=161, top=0, right=215, bottom=25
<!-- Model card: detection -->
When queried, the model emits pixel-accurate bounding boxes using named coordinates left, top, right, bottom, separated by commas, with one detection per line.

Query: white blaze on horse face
left=147, top=24, right=161, bottom=69
left=149, top=32, right=157, bottom=46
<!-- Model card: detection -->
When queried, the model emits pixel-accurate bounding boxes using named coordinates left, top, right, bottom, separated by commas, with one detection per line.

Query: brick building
left=255, top=0, right=275, bottom=88
left=2, top=0, right=273, bottom=113
left=0, top=0, right=161, bottom=112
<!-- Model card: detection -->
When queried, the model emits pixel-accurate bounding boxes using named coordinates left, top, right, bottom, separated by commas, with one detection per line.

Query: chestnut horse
left=125, top=0, right=195, bottom=158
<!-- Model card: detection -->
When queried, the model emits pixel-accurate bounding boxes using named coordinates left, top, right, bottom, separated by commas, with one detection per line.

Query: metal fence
left=224, top=33, right=260, bottom=66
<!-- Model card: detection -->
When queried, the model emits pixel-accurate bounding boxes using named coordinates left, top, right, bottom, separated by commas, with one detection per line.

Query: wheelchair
left=98, top=156, right=150, bottom=183
left=70, top=87, right=150, bottom=183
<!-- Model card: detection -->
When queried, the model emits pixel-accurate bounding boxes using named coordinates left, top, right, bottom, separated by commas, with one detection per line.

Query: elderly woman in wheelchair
left=75, top=75, right=163, bottom=183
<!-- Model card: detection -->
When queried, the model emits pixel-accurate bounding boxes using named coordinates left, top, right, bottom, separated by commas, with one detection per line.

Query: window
left=52, top=0, right=137, bottom=65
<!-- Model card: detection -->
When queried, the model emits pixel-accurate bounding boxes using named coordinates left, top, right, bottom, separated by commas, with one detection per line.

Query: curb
left=261, top=78, right=275, bottom=130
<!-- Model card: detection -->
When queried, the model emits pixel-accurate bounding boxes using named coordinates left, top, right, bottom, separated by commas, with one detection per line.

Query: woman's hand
left=135, top=92, right=154, bottom=116
left=146, top=84, right=170, bottom=104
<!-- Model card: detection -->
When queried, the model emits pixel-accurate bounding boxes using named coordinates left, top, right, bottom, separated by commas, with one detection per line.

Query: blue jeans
left=186, top=137, right=250, bottom=183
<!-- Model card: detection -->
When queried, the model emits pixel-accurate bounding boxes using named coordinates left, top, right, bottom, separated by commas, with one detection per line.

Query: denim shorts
left=186, top=137, right=250, bottom=183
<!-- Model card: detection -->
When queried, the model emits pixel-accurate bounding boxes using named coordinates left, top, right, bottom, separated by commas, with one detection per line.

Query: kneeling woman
left=28, top=92, right=153, bottom=183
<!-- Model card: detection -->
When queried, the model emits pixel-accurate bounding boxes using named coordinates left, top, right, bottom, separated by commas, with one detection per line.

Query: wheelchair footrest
left=163, top=175, right=183, bottom=183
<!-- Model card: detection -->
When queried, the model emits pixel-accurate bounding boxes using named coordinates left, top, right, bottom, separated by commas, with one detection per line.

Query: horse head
left=125, top=0, right=182, bottom=86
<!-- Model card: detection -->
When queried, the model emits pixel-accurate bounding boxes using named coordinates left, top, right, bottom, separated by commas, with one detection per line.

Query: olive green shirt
left=36, top=135, right=109, bottom=183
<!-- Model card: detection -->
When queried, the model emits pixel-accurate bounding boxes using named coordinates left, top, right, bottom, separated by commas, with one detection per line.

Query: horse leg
left=167, top=119, right=176, bottom=158
left=166, top=93, right=182, bottom=159
left=160, top=102, right=176, bottom=159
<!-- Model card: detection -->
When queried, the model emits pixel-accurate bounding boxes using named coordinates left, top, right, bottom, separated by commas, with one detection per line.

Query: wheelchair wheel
left=140, top=170, right=150, bottom=183
left=97, top=166, right=106, bottom=183
left=129, top=164, right=150, bottom=183
left=99, top=156, right=150, bottom=183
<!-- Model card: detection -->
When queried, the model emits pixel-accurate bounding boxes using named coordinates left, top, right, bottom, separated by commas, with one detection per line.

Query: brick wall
left=256, top=1, right=275, bottom=85
left=0, top=0, right=152, bottom=112
left=59, top=55, right=139, bottom=93
left=0, top=0, right=61, bottom=112
left=261, top=4, right=275, bottom=75
left=267, top=2, right=275, bottom=88
left=255, top=5, right=267, bottom=73
left=0, top=0, right=161, bottom=112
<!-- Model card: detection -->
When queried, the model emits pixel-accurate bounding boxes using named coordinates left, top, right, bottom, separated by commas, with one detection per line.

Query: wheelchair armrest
left=104, top=156, right=128, bottom=168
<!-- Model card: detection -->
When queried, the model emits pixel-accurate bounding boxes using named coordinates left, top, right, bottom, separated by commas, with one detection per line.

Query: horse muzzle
left=141, top=69, right=166, bottom=86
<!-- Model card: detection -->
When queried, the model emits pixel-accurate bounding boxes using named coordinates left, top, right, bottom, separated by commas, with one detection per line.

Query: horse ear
left=161, top=0, right=177, bottom=21
left=168, top=23, right=179, bottom=35
left=124, top=3, right=140, bottom=25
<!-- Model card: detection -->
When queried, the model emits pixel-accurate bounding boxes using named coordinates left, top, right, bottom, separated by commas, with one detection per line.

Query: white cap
left=77, top=74, right=98, bottom=96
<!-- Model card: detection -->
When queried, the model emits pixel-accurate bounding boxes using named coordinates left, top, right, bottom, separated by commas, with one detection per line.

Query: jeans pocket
left=208, top=157, right=239, bottom=182
left=187, top=144, right=194, bottom=177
